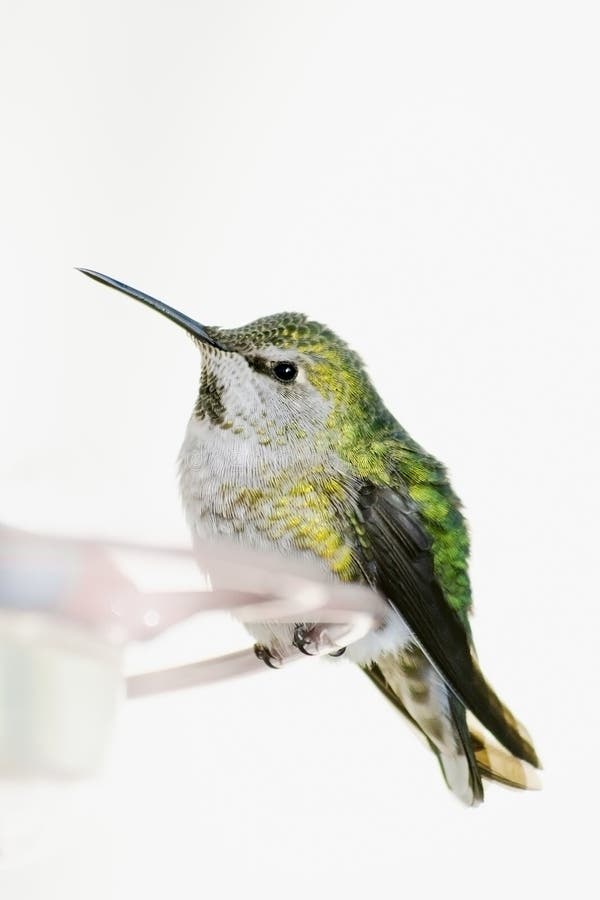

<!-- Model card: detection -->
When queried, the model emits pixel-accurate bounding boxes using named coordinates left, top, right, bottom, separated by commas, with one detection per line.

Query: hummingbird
left=79, top=268, right=541, bottom=805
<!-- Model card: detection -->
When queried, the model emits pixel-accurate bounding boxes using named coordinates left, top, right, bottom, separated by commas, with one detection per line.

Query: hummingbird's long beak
left=77, top=268, right=227, bottom=350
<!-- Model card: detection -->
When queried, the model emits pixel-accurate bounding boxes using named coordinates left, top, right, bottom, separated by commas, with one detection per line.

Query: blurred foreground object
left=0, top=523, right=385, bottom=779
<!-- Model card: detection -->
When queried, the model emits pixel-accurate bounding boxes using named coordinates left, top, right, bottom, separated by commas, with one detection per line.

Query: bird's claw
left=254, top=644, right=283, bottom=669
left=255, top=629, right=348, bottom=664
left=293, top=624, right=347, bottom=657
left=293, top=624, right=316, bottom=655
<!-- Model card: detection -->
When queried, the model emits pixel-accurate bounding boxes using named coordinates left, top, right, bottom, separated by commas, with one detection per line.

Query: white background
left=1, top=1, right=599, bottom=897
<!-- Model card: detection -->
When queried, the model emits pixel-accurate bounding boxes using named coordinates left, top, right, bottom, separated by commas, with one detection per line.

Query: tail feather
left=468, top=722, right=542, bottom=791
left=444, top=694, right=483, bottom=805
left=366, top=650, right=484, bottom=806
left=363, top=648, right=541, bottom=805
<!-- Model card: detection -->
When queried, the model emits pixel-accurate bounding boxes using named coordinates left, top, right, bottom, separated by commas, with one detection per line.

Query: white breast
left=178, top=414, right=414, bottom=665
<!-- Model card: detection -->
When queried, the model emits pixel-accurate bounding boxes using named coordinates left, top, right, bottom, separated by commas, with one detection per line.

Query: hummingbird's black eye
left=272, top=361, right=298, bottom=383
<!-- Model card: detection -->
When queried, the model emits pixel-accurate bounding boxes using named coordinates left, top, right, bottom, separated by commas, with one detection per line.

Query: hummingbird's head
left=78, top=270, right=391, bottom=462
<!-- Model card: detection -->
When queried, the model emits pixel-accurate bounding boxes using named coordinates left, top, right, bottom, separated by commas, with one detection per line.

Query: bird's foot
left=254, top=643, right=284, bottom=669
left=293, top=623, right=348, bottom=657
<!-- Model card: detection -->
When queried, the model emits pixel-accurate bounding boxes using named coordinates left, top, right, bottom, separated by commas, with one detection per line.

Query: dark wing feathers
left=357, top=482, right=540, bottom=768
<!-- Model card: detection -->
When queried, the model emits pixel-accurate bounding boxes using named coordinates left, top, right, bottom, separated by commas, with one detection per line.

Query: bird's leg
left=293, top=623, right=348, bottom=657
